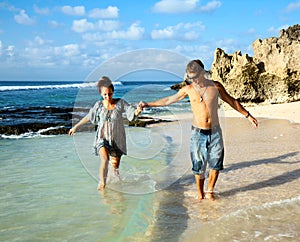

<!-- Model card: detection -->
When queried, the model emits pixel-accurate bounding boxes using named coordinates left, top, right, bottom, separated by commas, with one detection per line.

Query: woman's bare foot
left=198, top=192, right=205, bottom=202
left=113, top=168, right=119, bottom=176
left=97, top=182, right=105, bottom=191
left=205, top=191, right=215, bottom=201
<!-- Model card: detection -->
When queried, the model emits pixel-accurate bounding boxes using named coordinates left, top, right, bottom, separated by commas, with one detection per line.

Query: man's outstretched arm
left=140, top=88, right=188, bottom=108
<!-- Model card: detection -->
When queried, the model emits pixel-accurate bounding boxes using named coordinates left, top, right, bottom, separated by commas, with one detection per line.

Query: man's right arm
left=140, top=87, right=188, bottom=108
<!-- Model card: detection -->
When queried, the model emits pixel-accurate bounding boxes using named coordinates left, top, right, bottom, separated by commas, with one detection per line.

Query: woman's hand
left=134, top=106, right=143, bottom=116
left=68, top=127, right=77, bottom=136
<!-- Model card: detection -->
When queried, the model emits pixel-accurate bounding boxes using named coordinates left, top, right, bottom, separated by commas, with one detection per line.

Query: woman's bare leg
left=98, top=147, right=110, bottom=190
left=111, top=156, right=121, bottom=176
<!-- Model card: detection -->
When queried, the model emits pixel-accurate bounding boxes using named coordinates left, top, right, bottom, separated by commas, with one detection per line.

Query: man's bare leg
left=195, top=174, right=205, bottom=201
left=206, top=169, right=219, bottom=200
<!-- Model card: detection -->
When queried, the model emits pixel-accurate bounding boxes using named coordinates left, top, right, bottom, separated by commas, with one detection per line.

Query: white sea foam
left=0, top=126, right=64, bottom=139
left=0, top=81, right=122, bottom=91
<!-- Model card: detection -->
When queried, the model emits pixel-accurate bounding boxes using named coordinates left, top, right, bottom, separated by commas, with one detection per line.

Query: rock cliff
left=210, top=24, right=300, bottom=103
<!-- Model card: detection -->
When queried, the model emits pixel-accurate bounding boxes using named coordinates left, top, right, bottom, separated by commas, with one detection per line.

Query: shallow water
left=0, top=136, right=156, bottom=241
left=0, top=117, right=300, bottom=241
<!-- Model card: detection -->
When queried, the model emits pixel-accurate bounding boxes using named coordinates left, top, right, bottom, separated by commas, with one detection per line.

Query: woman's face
left=101, top=86, right=114, bottom=101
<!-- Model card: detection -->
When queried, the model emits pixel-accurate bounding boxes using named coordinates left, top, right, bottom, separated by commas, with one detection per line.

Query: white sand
left=224, top=101, right=300, bottom=123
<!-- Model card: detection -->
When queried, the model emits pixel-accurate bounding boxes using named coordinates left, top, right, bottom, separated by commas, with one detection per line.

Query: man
left=139, top=60, right=258, bottom=201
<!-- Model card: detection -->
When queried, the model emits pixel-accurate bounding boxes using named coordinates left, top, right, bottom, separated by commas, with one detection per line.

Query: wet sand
left=144, top=101, right=300, bottom=241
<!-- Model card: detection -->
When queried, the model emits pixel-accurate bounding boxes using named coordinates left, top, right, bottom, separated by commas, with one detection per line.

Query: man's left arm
left=215, top=81, right=258, bottom=128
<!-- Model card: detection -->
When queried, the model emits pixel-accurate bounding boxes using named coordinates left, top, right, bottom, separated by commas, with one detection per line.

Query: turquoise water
left=1, top=118, right=300, bottom=241
left=0, top=135, right=155, bottom=241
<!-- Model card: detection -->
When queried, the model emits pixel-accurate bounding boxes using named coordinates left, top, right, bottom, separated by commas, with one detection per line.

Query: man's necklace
left=193, top=83, right=207, bottom=102
left=199, top=87, right=207, bottom=102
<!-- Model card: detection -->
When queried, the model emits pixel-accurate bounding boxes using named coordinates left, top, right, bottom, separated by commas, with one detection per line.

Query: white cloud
left=30, top=36, right=53, bottom=46
left=23, top=43, right=81, bottom=68
left=72, top=19, right=94, bottom=33
left=14, top=10, right=35, bottom=25
left=175, top=44, right=214, bottom=67
left=34, top=5, right=50, bottom=15
left=152, top=0, right=221, bottom=14
left=48, top=20, right=62, bottom=28
left=199, top=0, right=221, bottom=13
left=107, top=22, right=144, bottom=40
left=61, top=5, right=85, bottom=16
left=153, top=0, right=199, bottom=13
left=284, top=1, right=300, bottom=12
left=151, top=22, right=205, bottom=40
left=34, top=36, right=45, bottom=45
left=82, top=22, right=144, bottom=41
left=88, top=6, right=119, bottom=18
left=54, top=44, right=80, bottom=57
left=6, top=45, right=15, bottom=57
left=72, top=19, right=120, bottom=33
left=215, top=39, right=238, bottom=53
left=96, top=20, right=120, bottom=31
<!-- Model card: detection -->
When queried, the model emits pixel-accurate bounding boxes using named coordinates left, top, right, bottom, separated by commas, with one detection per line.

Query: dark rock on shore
left=170, top=80, right=190, bottom=90
left=128, top=116, right=174, bottom=127
left=0, top=104, right=175, bottom=136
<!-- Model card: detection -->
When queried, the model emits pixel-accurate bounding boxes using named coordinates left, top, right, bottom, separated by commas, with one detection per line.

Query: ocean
left=1, top=80, right=300, bottom=241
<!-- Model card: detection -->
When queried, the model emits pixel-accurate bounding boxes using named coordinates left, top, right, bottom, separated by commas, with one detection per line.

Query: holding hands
left=138, top=101, right=148, bottom=109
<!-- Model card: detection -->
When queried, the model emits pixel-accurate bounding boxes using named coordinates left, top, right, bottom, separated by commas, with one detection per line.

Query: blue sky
left=0, top=0, right=299, bottom=81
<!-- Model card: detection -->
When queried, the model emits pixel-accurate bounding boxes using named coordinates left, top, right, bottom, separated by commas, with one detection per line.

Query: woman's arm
left=68, top=115, right=90, bottom=136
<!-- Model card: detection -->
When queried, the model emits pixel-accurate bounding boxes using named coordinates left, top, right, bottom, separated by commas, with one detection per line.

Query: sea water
left=1, top=80, right=300, bottom=241
left=1, top=118, right=300, bottom=241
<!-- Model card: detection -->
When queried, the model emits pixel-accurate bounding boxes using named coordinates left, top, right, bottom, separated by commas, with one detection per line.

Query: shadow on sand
left=221, top=151, right=300, bottom=197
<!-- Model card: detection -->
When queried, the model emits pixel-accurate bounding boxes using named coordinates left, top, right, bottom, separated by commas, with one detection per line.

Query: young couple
left=69, top=60, right=258, bottom=201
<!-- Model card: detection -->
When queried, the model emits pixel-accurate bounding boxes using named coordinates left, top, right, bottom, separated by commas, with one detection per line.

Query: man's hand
left=247, top=114, right=258, bottom=128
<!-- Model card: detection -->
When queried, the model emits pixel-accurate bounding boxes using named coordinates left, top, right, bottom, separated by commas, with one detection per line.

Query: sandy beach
left=143, top=101, right=300, bottom=241
left=224, top=101, right=300, bottom=124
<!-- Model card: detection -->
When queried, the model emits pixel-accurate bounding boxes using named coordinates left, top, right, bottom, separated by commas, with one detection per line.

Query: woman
left=69, top=76, right=142, bottom=190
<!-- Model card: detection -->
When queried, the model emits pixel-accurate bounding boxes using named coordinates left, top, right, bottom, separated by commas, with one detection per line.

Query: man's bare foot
left=205, top=191, right=215, bottom=201
left=97, top=183, right=105, bottom=191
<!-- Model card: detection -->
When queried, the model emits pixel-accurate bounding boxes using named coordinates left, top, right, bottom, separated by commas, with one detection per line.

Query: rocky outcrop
left=0, top=105, right=174, bottom=136
left=211, top=24, right=300, bottom=103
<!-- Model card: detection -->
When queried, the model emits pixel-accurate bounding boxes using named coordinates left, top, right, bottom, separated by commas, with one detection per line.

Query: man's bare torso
left=183, top=80, right=220, bottom=129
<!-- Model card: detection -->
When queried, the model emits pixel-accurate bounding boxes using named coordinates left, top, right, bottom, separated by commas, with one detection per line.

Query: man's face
left=186, top=71, right=200, bottom=83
